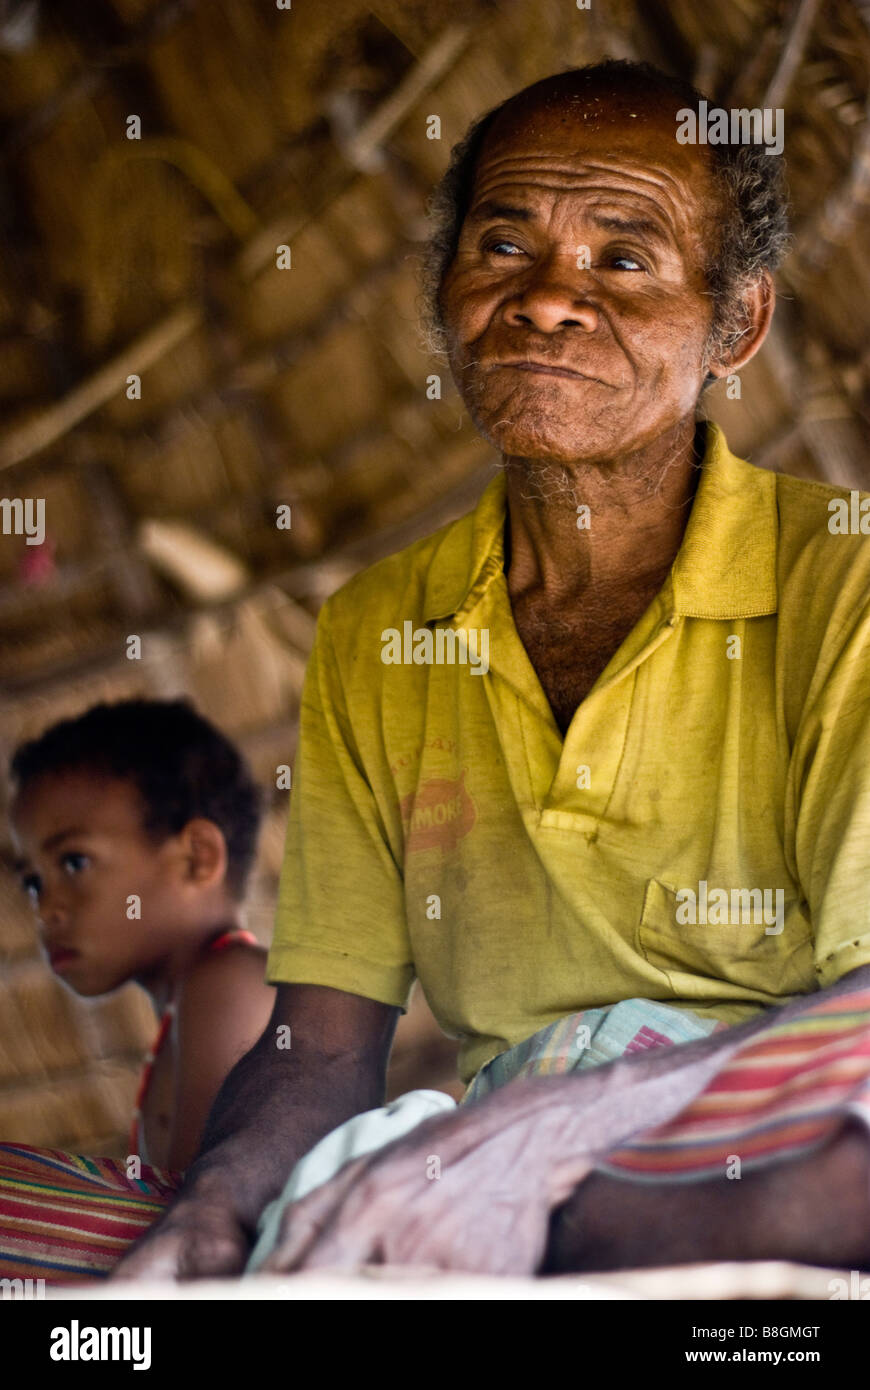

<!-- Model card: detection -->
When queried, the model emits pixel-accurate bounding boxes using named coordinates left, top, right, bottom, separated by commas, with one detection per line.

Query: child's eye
left=60, top=851, right=89, bottom=876
left=20, top=873, right=41, bottom=905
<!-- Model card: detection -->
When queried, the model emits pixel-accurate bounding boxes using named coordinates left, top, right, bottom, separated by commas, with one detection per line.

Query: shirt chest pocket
left=638, top=877, right=814, bottom=1002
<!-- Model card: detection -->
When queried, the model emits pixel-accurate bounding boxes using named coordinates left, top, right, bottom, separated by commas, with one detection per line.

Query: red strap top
left=129, top=928, right=260, bottom=1160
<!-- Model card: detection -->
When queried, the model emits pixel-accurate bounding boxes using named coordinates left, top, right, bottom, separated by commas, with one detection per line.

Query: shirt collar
left=670, top=421, right=778, bottom=618
left=422, top=468, right=508, bottom=625
left=421, top=421, right=778, bottom=626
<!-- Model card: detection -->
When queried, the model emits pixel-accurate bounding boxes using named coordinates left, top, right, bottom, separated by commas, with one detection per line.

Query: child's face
left=10, top=769, right=195, bottom=997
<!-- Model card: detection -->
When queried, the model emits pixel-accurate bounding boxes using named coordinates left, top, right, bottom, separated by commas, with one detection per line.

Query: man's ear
left=705, top=269, right=776, bottom=380
left=178, top=818, right=228, bottom=892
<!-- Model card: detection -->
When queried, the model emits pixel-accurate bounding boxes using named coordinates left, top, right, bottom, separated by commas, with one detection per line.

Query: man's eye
left=20, top=873, right=41, bottom=904
left=608, top=253, right=646, bottom=272
left=61, top=852, right=89, bottom=876
left=483, top=239, right=524, bottom=257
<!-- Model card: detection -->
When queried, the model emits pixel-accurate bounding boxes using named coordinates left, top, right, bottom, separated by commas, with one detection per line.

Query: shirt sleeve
left=792, top=595, right=870, bottom=987
left=266, top=598, right=414, bottom=1009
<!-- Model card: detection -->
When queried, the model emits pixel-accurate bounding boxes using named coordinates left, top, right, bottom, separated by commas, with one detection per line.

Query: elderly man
left=119, top=59, right=870, bottom=1280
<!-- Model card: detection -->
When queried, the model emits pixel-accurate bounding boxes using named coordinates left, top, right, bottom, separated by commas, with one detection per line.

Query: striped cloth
left=462, top=997, right=723, bottom=1102
left=597, top=986, right=870, bottom=1182
left=0, top=1145, right=181, bottom=1283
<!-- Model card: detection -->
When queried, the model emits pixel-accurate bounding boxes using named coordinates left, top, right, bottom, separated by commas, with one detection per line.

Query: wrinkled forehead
left=473, top=84, right=713, bottom=202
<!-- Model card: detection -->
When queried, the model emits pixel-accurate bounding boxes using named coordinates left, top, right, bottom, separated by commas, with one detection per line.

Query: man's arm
left=112, top=981, right=399, bottom=1280
left=254, top=965, right=870, bottom=1276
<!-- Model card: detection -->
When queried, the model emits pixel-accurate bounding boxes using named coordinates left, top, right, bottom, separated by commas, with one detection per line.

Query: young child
left=7, top=697, right=275, bottom=1176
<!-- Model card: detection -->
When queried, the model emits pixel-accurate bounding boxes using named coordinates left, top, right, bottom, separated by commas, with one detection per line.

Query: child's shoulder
left=177, top=930, right=271, bottom=1013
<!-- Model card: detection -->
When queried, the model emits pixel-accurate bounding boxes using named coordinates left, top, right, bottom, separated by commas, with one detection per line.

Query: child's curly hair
left=11, top=698, right=263, bottom=899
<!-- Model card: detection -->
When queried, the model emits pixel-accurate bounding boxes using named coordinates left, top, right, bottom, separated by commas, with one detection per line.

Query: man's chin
left=482, top=421, right=611, bottom=466
left=470, top=401, right=619, bottom=464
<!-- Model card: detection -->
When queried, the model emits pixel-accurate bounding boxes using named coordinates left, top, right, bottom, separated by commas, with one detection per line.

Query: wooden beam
left=0, top=20, right=475, bottom=474
left=761, top=314, right=868, bottom=489
left=787, top=106, right=870, bottom=275
left=236, top=23, right=470, bottom=280
left=762, top=0, right=825, bottom=111
left=0, top=305, right=199, bottom=472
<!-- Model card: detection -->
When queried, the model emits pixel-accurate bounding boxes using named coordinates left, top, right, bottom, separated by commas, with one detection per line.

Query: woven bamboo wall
left=0, top=0, right=868, bottom=1154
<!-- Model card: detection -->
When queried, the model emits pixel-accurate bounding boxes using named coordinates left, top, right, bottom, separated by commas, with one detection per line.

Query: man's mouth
left=487, top=360, right=606, bottom=384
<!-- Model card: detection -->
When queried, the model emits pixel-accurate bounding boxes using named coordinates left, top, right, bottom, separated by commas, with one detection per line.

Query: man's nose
left=504, top=255, right=599, bottom=334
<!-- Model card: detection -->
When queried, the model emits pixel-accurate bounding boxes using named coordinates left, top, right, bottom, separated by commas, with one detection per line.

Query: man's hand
left=258, top=1083, right=593, bottom=1276
left=111, top=1188, right=251, bottom=1281
left=110, top=984, right=400, bottom=1281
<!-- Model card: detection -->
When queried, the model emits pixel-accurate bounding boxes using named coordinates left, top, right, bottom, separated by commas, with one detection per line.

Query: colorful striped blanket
left=599, top=989, right=870, bottom=1182
left=0, top=1147, right=180, bottom=1283
left=3, top=987, right=870, bottom=1283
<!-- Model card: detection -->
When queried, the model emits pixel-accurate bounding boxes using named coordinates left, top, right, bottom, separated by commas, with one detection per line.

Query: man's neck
left=503, top=416, right=704, bottom=607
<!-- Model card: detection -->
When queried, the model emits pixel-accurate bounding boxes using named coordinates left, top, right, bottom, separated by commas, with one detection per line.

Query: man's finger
left=258, top=1154, right=372, bottom=1270
left=111, top=1231, right=187, bottom=1282
left=178, top=1228, right=249, bottom=1279
left=260, top=1204, right=334, bottom=1271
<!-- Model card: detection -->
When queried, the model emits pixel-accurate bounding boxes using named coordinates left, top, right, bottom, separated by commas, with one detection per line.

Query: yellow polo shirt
left=268, top=422, right=870, bottom=1083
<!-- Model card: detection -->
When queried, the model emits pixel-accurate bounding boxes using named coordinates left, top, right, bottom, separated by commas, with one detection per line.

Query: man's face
left=11, top=771, right=191, bottom=997
left=439, top=90, right=722, bottom=466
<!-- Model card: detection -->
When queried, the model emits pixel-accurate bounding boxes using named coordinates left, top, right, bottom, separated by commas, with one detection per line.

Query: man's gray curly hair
left=420, top=60, right=791, bottom=376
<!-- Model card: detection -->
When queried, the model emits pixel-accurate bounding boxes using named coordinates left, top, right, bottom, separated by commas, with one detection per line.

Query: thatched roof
left=0, top=0, right=868, bottom=1155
